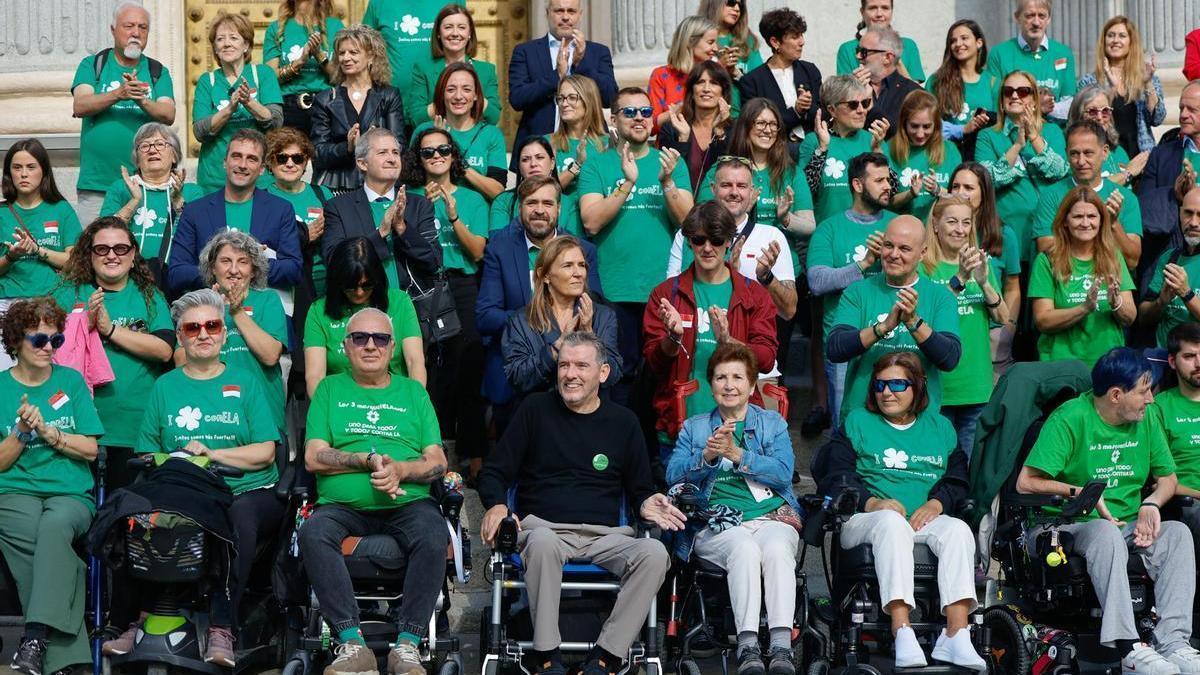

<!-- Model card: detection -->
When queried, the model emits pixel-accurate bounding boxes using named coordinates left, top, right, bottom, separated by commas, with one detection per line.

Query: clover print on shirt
left=102, top=81, right=122, bottom=94
left=899, top=167, right=921, bottom=188
left=133, top=205, right=157, bottom=233
left=175, top=406, right=202, bottom=431
left=824, top=157, right=846, bottom=180
left=875, top=313, right=897, bottom=339
left=852, top=244, right=868, bottom=263
left=883, top=448, right=909, bottom=469
left=400, top=15, right=421, bottom=36
left=366, top=409, right=380, bottom=424
left=286, top=44, right=305, bottom=63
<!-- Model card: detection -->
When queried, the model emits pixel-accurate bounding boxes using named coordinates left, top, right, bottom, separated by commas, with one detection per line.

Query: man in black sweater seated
left=479, top=331, right=686, bottom=675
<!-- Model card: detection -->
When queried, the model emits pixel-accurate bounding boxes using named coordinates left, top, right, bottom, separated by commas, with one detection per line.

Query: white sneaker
left=930, top=629, right=987, bottom=672
left=893, top=626, right=927, bottom=668
left=1165, top=646, right=1200, bottom=674
left=1122, top=643, right=1181, bottom=675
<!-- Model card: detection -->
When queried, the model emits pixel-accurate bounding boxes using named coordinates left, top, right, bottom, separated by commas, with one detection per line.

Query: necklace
left=350, top=89, right=365, bottom=101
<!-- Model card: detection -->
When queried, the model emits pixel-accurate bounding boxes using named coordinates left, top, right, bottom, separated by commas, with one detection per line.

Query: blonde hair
left=1047, top=186, right=1122, bottom=283
left=1094, top=16, right=1148, bottom=102
left=667, top=16, right=719, bottom=73
left=208, top=12, right=255, bottom=61
left=993, top=70, right=1040, bottom=131
left=921, top=195, right=976, bottom=275
left=331, top=24, right=392, bottom=87
left=550, top=75, right=608, bottom=155
left=890, top=90, right=945, bottom=167
left=527, top=237, right=589, bottom=334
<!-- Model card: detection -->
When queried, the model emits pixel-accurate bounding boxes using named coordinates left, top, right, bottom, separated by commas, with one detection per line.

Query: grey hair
left=130, top=122, right=182, bottom=169
left=112, top=1, right=149, bottom=24
left=820, top=74, right=871, bottom=108
left=346, top=307, right=394, bottom=333
left=198, top=230, right=270, bottom=290
left=558, top=330, right=608, bottom=367
left=1014, top=0, right=1052, bottom=16
left=1069, top=86, right=1120, bottom=148
left=354, top=127, right=400, bottom=165
left=170, top=289, right=225, bottom=328
left=864, top=26, right=902, bottom=58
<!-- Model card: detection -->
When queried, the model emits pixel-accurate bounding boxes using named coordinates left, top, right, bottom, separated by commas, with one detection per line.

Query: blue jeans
left=941, top=404, right=984, bottom=459
left=823, top=359, right=847, bottom=433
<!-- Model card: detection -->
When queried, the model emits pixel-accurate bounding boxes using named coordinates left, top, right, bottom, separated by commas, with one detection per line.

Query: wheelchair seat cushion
left=505, top=552, right=617, bottom=578
left=843, top=543, right=939, bottom=580
left=342, top=534, right=408, bottom=581
left=691, top=555, right=727, bottom=578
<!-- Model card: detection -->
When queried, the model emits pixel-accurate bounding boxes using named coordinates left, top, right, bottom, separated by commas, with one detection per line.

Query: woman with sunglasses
left=835, top=0, right=925, bottom=83
left=1029, top=186, right=1135, bottom=367
left=926, top=20, right=994, bottom=159
left=698, top=0, right=763, bottom=80
left=885, top=91, right=963, bottom=222
left=975, top=70, right=1067, bottom=265
left=798, top=74, right=881, bottom=223
left=263, top=0, right=344, bottom=137
left=649, top=15, right=723, bottom=134
left=410, top=62, right=507, bottom=203
left=489, top=137, right=567, bottom=232
left=136, top=288, right=280, bottom=667
left=303, top=237, right=424, bottom=398
left=1067, top=87, right=1146, bottom=187
left=407, top=4, right=500, bottom=128
left=817, top=351, right=983, bottom=670
left=1078, top=16, right=1164, bottom=158
left=548, top=75, right=608, bottom=230
left=919, top=195, right=1007, bottom=455
left=658, top=61, right=734, bottom=194
left=192, top=12, right=284, bottom=193
left=0, top=297, right=103, bottom=675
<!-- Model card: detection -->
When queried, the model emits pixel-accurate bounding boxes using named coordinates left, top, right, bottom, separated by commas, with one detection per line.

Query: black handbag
left=406, top=266, right=461, bottom=344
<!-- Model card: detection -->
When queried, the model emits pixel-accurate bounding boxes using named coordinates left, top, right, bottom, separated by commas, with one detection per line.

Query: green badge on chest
left=592, top=453, right=609, bottom=471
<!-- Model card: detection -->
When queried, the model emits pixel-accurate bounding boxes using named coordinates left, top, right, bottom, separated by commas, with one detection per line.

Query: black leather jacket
left=311, top=85, right=409, bottom=192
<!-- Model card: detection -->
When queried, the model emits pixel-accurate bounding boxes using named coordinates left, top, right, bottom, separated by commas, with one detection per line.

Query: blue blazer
left=508, top=35, right=618, bottom=171
left=1137, top=130, right=1186, bottom=289
left=476, top=219, right=603, bottom=404
left=167, top=188, right=303, bottom=297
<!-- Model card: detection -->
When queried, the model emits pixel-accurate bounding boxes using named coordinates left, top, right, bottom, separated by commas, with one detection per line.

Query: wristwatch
left=13, top=423, right=35, bottom=444
left=948, top=275, right=966, bottom=293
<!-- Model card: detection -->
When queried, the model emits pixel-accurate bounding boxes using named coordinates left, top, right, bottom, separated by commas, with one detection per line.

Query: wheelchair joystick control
left=497, top=510, right=519, bottom=554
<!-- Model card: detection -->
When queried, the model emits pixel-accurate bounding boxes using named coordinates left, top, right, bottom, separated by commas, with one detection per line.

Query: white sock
left=894, top=626, right=927, bottom=668
left=931, top=629, right=987, bottom=672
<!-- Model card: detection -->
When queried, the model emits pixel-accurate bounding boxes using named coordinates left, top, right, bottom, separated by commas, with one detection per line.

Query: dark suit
left=167, top=188, right=302, bottom=297
left=321, top=187, right=442, bottom=292
left=1137, top=128, right=1187, bottom=290
left=508, top=35, right=618, bottom=171
left=476, top=220, right=603, bottom=404
left=737, top=59, right=823, bottom=137
left=867, top=71, right=921, bottom=140
left=310, top=85, right=408, bottom=192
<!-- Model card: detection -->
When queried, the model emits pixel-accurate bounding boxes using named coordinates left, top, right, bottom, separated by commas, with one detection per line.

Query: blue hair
left=1091, top=347, right=1152, bottom=396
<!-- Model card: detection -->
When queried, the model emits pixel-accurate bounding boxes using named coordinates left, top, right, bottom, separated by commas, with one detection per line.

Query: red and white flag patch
left=43, top=221, right=59, bottom=235
left=243, top=306, right=254, bottom=317
left=49, top=390, right=69, bottom=410
left=222, top=385, right=241, bottom=398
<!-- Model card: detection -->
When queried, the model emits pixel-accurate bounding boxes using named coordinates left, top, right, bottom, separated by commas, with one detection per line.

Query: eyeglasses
left=871, top=378, right=914, bottom=393
left=856, top=47, right=890, bottom=59
left=419, top=144, right=453, bottom=160
left=90, top=243, right=133, bottom=257
left=180, top=319, right=225, bottom=338
left=1001, top=85, right=1035, bottom=99
left=717, top=155, right=753, bottom=168
left=344, top=281, right=375, bottom=293
left=24, top=333, right=65, bottom=350
left=619, top=106, right=654, bottom=119
left=688, top=234, right=728, bottom=248
left=274, top=153, right=307, bottom=166
left=555, top=93, right=582, bottom=105
left=752, top=120, right=780, bottom=131
left=346, top=331, right=393, bottom=348
left=838, top=98, right=874, bottom=112
left=137, top=140, right=169, bottom=153
left=1085, top=106, right=1114, bottom=117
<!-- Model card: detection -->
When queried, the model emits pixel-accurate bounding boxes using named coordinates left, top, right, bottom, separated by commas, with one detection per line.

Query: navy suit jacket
left=508, top=35, right=617, bottom=170
left=167, top=188, right=302, bottom=297
left=476, top=219, right=603, bottom=403
left=737, top=59, right=823, bottom=136
left=1137, top=129, right=1187, bottom=290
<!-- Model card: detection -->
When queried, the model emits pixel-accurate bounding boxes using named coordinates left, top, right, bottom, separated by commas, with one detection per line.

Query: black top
left=866, top=71, right=922, bottom=140
left=1111, top=93, right=1141, bottom=159
left=478, top=392, right=655, bottom=527
left=656, top=122, right=729, bottom=194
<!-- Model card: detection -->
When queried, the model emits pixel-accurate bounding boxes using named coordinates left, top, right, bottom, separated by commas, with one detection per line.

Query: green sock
left=397, top=632, right=421, bottom=646
left=338, top=626, right=365, bottom=645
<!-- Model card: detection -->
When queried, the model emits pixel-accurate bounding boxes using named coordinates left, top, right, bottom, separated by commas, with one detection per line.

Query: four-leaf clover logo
left=286, top=44, right=304, bottom=63
left=175, top=406, right=202, bottom=431
left=875, top=312, right=896, bottom=339
left=883, top=448, right=909, bottom=469
left=852, top=244, right=868, bottom=263
left=899, top=167, right=921, bottom=188
left=400, top=15, right=421, bottom=36
left=216, top=99, right=230, bottom=112
left=134, top=205, right=157, bottom=231
left=823, top=157, right=846, bottom=180
left=102, top=80, right=122, bottom=94
left=366, top=409, right=380, bottom=424
left=696, top=309, right=711, bottom=334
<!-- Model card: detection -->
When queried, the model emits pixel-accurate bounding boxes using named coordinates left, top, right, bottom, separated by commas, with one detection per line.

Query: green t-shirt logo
left=592, top=453, right=609, bottom=471
left=824, top=158, right=846, bottom=179
left=883, top=448, right=908, bottom=469
left=874, top=312, right=897, bottom=339
left=366, top=409, right=380, bottom=424
left=176, top=406, right=202, bottom=431
left=400, top=15, right=421, bottom=35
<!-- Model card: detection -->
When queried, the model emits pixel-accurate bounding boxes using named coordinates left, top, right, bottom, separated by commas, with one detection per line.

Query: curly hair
left=403, top=128, right=468, bottom=186
left=331, top=24, right=392, bottom=87
left=266, top=126, right=316, bottom=169
left=2, top=297, right=66, bottom=358
left=57, top=217, right=161, bottom=321
left=199, top=230, right=270, bottom=290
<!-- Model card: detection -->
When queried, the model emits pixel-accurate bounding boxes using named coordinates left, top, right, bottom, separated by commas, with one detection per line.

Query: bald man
left=826, top=216, right=962, bottom=422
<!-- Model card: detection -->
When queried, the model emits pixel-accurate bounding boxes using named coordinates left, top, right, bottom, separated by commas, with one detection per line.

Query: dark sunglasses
left=25, top=333, right=65, bottom=350
left=688, top=234, right=728, bottom=248
left=274, top=152, right=307, bottom=166
left=717, top=155, right=754, bottom=168
left=1001, top=85, right=1035, bottom=99
left=724, top=0, right=741, bottom=6
left=91, top=243, right=133, bottom=257
left=345, top=281, right=375, bottom=293
left=180, top=319, right=225, bottom=338
left=871, top=378, right=914, bottom=393
left=856, top=47, right=889, bottom=59
left=346, top=331, right=393, bottom=348
left=619, top=106, right=654, bottom=119
left=419, top=144, right=453, bottom=160
left=838, top=97, right=874, bottom=112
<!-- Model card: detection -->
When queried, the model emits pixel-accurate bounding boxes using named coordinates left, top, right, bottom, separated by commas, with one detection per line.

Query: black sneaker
left=11, top=638, right=47, bottom=675
left=534, top=650, right=566, bottom=675
left=800, top=407, right=830, bottom=438
left=766, top=646, right=795, bottom=675
left=736, top=645, right=765, bottom=675
left=578, top=648, right=619, bottom=675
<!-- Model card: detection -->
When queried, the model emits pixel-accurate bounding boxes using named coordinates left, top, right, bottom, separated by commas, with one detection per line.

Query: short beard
left=122, top=44, right=143, bottom=60
left=1185, top=234, right=1200, bottom=248
left=861, top=190, right=890, bottom=212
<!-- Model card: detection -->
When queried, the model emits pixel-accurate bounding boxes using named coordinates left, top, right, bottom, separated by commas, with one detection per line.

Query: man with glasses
left=508, top=0, right=617, bottom=171
left=322, top=127, right=442, bottom=293
left=579, top=86, right=694, bottom=392
left=853, top=26, right=918, bottom=140
left=985, top=0, right=1076, bottom=120
left=299, top=307, right=449, bottom=675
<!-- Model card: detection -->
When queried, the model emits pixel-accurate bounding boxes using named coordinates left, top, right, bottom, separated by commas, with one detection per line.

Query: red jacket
left=642, top=264, right=778, bottom=437
left=1187, top=29, right=1200, bottom=81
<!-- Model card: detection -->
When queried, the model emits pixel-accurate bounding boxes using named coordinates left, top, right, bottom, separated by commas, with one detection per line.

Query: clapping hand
left=657, top=298, right=684, bottom=337
left=963, top=110, right=991, bottom=134
left=666, top=103, right=690, bottom=141
left=214, top=279, right=249, bottom=314
left=756, top=240, right=782, bottom=282
left=1082, top=277, right=1101, bottom=311
left=379, top=186, right=407, bottom=237
left=577, top=293, right=594, bottom=332
left=709, top=305, right=731, bottom=343
left=118, top=72, right=148, bottom=101
left=8, top=225, right=38, bottom=258
left=1163, top=263, right=1192, bottom=300
left=775, top=186, right=794, bottom=222
left=895, top=287, right=919, bottom=327
left=658, top=147, right=682, bottom=184
left=369, top=454, right=406, bottom=499
left=347, top=123, right=361, bottom=152
left=867, top=118, right=890, bottom=150
left=814, top=114, right=831, bottom=151
left=15, top=394, right=41, bottom=435
left=703, top=418, right=738, bottom=462
left=861, top=232, right=884, bottom=268
left=619, top=142, right=639, bottom=184
left=88, top=288, right=114, bottom=335
left=1104, top=189, right=1125, bottom=219
left=1105, top=276, right=1122, bottom=308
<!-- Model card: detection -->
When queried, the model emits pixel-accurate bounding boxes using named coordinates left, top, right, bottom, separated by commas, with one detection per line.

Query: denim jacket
left=665, top=404, right=800, bottom=561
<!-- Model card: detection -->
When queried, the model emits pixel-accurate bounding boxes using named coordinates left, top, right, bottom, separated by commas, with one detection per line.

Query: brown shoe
left=387, top=642, right=425, bottom=675
left=324, top=642, right=379, bottom=675
left=102, top=622, right=141, bottom=656
left=204, top=626, right=236, bottom=667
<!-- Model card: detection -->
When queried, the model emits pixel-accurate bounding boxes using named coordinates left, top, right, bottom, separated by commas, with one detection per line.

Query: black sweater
left=478, top=392, right=655, bottom=527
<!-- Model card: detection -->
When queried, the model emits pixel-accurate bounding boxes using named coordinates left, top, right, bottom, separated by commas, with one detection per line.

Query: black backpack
left=92, top=47, right=164, bottom=86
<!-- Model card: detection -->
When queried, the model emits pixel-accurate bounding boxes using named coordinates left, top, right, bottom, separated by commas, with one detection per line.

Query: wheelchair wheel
left=282, top=657, right=306, bottom=675
left=806, top=659, right=830, bottom=675
left=437, top=656, right=461, bottom=675
left=984, top=606, right=1032, bottom=675
left=675, top=657, right=701, bottom=675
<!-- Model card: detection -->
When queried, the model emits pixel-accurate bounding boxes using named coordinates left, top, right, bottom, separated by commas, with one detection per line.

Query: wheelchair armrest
left=275, top=464, right=297, bottom=502
left=1007, top=492, right=1064, bottom=509
left=441, top=490, right=465, bottom=523
left=1170, top=495, right=1196, bottom=508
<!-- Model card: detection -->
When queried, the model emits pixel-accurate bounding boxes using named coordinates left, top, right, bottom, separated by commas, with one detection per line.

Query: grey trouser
left=75, top=189, right=105, bottom=227
left=518, top=515, right=670, bottom=656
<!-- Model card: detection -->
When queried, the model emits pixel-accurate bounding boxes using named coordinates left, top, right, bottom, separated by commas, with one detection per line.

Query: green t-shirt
left=1026, top=393, right=1174, bottom=522
left=836, top=36, right=926, bottom=83
left=885, top=142, right=963, bottom=222
left=709, top=422, right=784, bottom=520
left=832, top=274, right=960, bottom=419
left=137, top=366, right=280, bottom=494
left=261, top=180, right=332, bottom=295
left=409, top=185, right=491, bottom=274
left=1027, top=253, right=1134, bottom=366
left=921, top=260, right=999, bottom=406
left=52, top=283, right=172, bottom=448
left=360, top=0, right=447, bottom=91
left=221, top=288, right=288, bottom=433
left=225, top=198, right=254, bottom=232
left=797, top=130, right=876, bottom=223
left=985, top=38, right=1077, bottom=103
left=686, top=279, right=733, bottom=417
left=71, top=54, right=176, bottom=192
left=411, top=121, right=508, bottom=204
left=697, top=163, right=815, bottom=268
left=1032, top=177, right=1142, bottom=241
left=306, top=372, right=441, bottom=509
left=844, top=408, right=956, bottom=515
left=489, top=190, right=518, bottom=232
left=974, top=120, right=1068, bottom=261
left=993, top=225, right=1023, bottom=281
left=100, top=180, right=205, bottom=260
left=192, top=65, right=283, bottom=193
left=1104, top=146, right=1131, bottom=182
left=0, top=200, right=82, bottom=298
left=805, top=210, right=898, bottom=338
left=577, top=147, right=692, bottom=302
left=406, top=57, right=501, bottom=127
left=926, top=72, right=997, bottom=124
left=1147, top=248, right=1200, bottom=348
left=303, top=289, right=421, bottom=377
left=1150, top=389, right=1200, bottom=493
left=261, top=16, right=345, bottom=95
left=0, top=366, right=104, bottom=507
left=718, top=33, right=764, bottom=76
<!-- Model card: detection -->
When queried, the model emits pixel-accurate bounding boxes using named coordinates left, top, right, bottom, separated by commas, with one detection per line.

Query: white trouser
left=839, top=510, right=978, bottom=614
left=693, top=518, right=799, bottom=632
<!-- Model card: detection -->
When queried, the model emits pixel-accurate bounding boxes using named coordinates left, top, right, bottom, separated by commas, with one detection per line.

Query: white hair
left=112, top=1, right=149, bottom=25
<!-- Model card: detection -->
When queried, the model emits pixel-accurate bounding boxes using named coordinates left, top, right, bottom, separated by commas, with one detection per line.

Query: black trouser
left=210, top=488, right=286, bottom=628
left=428, top=271, right=488, bottom=458
left=282, top=93, right=318, bottom=137
left=296, top=500, right=448, bottom=638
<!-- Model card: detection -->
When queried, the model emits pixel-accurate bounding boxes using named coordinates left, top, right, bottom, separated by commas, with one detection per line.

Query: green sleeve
left=136, top=382, right=165, bottom=453
left=244, top=377, right=281, bottom=444
left=192, top=73, right=215, bottom=122
left=1148, top=413, right=1177, bottom=477
left=835, top=40, right=857, bottom=75
left=1001, top=226, right=1022, bottom=276
left=671, top=155, right=693, bottom=195
left=744, top=45, right=764, bottom=71
left=901, top=37, right=926, bottom=82
left=262, top=23, right=282, bottom=62
left=797, top=133, right=818, bottom=170
left=1027, top=253, right=1054, bottom=299
left=1147, top=249, right=1169, bottom=296
left=831, top=279, right=863, bottom=328
left=480, top=61, right=501, bottom=126
left=577, top=155, right=605, bottom=197
left=806, top=220, right=835, bottom=269
left=256, top=65, right=283, bottom=105
left=148, top=291, right=172, bottom=332
left=70, top=56, right=96, bottom=92
left=256, top=292, right=290, bottom=346
left=305, top=378, right=332, bottom=443
left=974, top=127, right=1003, bottom=163
left=1118, top=188, right=1143, bottom=237
left=1032, top=185, right=1062, bottom=239
left=484, top=125, right=507, bottom=172
left=361, top=1, right=378, bottom=27
left=412, top=381, right=442, bottom=449
left=1118, top=256, right=1134, bottom=291
left=696, top=165, right=717, bottom=202
left=1060, top=51, right=1078, bottom=98
left=1112, top=146, right=1131, bottom=167
left=303, top=301, right=330, bottom=351
left=182, top=184, right=206, bottom=203
left=100, top=180, right=132, bottom=217
left=463, top=191, right=490, bottom=237
left=927, top=284, right=960, bottom=337
left=1024, top=408, right=1073, bottom=478
left=151, top=64, right=174, bottom=101
left=790, top=168, right=814, bottom=209
left=489, top=191, right=515, bottom=231
left=66, top=369, right=104, bottom=437
left=389, top=291, right=422, bottom=341
left=58, top=203, right=82, bottom=247
left=406, top=61, right=433, bottom=127
left=924, top=73, right=937, bottom=94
